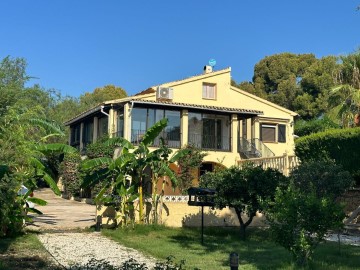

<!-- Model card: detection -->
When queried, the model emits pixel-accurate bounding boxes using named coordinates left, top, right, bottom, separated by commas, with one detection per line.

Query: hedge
left=295, top=127, right=360, bottom=181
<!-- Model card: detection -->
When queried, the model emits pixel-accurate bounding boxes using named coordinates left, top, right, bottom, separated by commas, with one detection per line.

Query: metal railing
left=188, top=133, right=230, bottom=151
left=131, top=129, right=181, bottom=148
left=238, top=137, right=261, bottom=158
left=251, top=138, right=275, bottom=158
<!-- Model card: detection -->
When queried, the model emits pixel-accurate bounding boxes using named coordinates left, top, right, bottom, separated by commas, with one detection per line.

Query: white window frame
left=202, top=83, right=216, bottom=100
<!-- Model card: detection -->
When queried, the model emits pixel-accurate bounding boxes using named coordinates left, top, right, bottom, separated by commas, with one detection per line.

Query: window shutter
left=278, top=124, right=286, bottom=143
left=261, top=124, right=276, bottom=142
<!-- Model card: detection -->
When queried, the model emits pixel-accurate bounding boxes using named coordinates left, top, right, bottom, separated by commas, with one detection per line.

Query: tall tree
left=79, top=84, right=127, bottom=110
left=328, top=50, right=360, bottom=127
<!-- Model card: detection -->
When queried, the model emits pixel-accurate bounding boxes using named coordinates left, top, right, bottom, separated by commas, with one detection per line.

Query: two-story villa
left=65, top=66, right=297, bottom=178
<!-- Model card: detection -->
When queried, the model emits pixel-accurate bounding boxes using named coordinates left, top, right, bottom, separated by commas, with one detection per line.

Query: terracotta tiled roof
left=131, top=99, right=263, bottom=115
left=134, top=87, right=156, bottom=96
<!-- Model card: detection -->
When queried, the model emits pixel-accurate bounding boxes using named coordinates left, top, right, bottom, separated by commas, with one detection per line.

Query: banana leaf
left=27, top=197, right=47, bottom=206
left=142, top=118, right=168, bottom=146
left=81, top=157, right=113, bottom=170
left=34, top=143, right=77, bottom=154
left=27, top=208, right=43, bottom=215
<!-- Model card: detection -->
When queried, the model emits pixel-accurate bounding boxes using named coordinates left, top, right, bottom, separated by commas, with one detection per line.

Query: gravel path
left=38, top=232, right=156, bottom=269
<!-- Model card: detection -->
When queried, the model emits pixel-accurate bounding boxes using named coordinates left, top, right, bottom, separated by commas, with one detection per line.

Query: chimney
left=203, top=65, right=213, bottom=74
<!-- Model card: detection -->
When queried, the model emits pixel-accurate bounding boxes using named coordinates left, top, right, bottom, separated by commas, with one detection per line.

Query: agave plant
left=82, top=118, right=190, bottom=225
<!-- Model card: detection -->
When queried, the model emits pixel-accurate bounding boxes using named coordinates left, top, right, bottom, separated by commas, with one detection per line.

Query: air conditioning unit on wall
left=156, top=87, right=174, bottom=100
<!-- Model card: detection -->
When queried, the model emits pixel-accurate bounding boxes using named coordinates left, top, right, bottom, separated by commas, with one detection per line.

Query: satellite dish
left=209, top=59, right=216, bottom=67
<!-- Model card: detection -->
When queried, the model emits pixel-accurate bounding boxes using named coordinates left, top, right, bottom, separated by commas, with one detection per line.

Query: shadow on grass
left=170, top=227, right=360, bottom=270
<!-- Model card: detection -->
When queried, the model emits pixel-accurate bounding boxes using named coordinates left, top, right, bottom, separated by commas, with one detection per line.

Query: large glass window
left=98, top=117, right=108, bottom=138
left=70, top=124, right=81, bottom=148
left=188, top=112, right=230, bottom=151
left=116, top=108, right=124, bottom=138
left=82, top=120, right=93, bottom=147
left=131, top=107, right=181, bottom=147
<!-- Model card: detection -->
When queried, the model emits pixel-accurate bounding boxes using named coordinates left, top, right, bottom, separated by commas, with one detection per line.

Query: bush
left=295, top=127, right=360, bottom=184
left=0, top=166, right=23, bottom=237
left=176, top=145, right=206, bottom=194
left=69, top=256, right=188, bottom=270
left=59, top=152, right=82, bottom=197
left=266, top=184, right=345, bottom=266
left=85, top=136, right=117, bottom=159
left=266, top=160, right=352, bottom=266
left=290, top=160, right=353, bottom=199
left=294, top=117, right=339, bottom=137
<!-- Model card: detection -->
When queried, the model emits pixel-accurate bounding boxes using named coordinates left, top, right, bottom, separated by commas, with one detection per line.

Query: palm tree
left=329, top=51, right=360, bottom=127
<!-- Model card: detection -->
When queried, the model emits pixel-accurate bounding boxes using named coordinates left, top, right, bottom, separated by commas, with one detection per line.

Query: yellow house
left=65, top=66, right=297, bottom=169
left=64, top=66, right=298, bottom=227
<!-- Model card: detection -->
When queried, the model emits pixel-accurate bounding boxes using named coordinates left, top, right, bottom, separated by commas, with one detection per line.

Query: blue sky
left=1, top=1, right=359, bottom=97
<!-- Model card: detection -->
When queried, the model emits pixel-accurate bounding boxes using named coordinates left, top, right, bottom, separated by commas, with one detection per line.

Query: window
left=98, top=117, right=108, bottom=138
left=260, top=124, right=276, bottom=142
left=188, top=112, right=230, bottom=151
left=131, top=107, right=181, bottom=147
left=82, top=120, right=94, bottom=146
left=260, top=123, right=287, bottom=143
left=202, top=83, right=216, bottom=99
left=278, top=124, right=286, bottom=143
left=70, top=124, right=81, bottom=148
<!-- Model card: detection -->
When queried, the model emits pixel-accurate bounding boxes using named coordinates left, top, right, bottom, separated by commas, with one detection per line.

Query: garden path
left=38, top=232, right=156, bottom=269
left=27, top=188, right=96, bottom=230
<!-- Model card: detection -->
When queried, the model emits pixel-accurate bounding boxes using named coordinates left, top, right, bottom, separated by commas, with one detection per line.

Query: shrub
left=266, top=160, right=353, bottom=266
left=266, top=184, right=345, bottom=266
left=69, top=256, right=188, bottom=270
left=295, top=127, right=360, bottom=183
left=290, top=160, right=353, bottom=199
left=294, top=117, right=339, bottom=137
left=0, top=166, right=23, bottom=237
left=85, top=136, right=116, bottom=159
left=59, top=152, right=82, bottom=197
left=176, top=145, right=206, bottom=194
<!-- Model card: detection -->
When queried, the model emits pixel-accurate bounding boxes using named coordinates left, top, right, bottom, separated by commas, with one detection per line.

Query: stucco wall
left=96, top=201, right=266, bottom=228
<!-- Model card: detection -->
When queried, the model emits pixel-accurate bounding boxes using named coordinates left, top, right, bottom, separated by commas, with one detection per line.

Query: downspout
left=100, top=105, right=110, bottom=136
left=100, top=105, right=109, bottom=117
left=128, top=100, right=135, bottom=117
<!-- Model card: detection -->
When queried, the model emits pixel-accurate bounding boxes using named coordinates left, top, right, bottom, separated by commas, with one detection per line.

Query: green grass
left=0, top=233, right=61, bottom=270
left=102, top=225, right=360, bottom=270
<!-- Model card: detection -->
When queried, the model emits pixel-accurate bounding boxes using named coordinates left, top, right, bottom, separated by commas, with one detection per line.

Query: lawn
left=0, top=233, right=61, bottom=270
left=102, top=225, right=360, bottom=270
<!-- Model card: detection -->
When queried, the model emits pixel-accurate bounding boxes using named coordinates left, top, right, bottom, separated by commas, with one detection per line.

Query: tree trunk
left=234, top=208, right=255, bottom=241
left=138, top=176, right=144, bottom=224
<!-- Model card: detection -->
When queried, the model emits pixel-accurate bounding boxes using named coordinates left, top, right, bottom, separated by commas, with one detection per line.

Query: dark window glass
left=261, top=124, right=276, bottom=142
left=83, top=120, right=93, bottom=145
left=71, top=124, right=81, bottom=147
left=131, top=108, right=147, bottom=143
left=278, top=124, right=286, bottom=143
left=98, top=117, right=108, bottom=138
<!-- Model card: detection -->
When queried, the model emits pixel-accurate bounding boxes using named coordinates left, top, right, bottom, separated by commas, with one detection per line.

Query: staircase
left=238, top=137, right=274, bottom=159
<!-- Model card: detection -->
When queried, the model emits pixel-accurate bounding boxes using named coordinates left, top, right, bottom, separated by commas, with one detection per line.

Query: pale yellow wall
left=96, top=202, right=266, bottom=228
left=104, top=67, right=296, bottom=165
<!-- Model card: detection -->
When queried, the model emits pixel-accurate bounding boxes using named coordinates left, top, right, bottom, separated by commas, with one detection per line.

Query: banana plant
left=82, top=118, right=191, bottom=225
